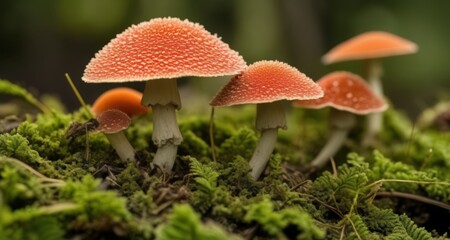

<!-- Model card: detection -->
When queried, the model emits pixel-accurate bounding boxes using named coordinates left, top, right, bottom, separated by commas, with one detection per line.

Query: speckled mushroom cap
left=92, top=87, right=148, bottom=117
left=294, top=71, right=388, bottom=114
left=82, top=17, right=246, bottom=82
left=97, top=109, right=131, bottom=134
left=210, top=60, right=323, bottom=107
left=322, top=31, right=418, bottom=64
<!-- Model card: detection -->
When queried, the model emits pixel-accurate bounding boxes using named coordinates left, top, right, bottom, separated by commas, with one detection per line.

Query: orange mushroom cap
left=322, top=31, right=418, bottom=64
left=91, top=87, right=148, bottom=117
left=97, top=109, right=131, bottom=134
left=82, top=17, right=246, bottom=82
left=294, top=71, right=388, bottom=114
left=210, top=60, right=323, bottom=107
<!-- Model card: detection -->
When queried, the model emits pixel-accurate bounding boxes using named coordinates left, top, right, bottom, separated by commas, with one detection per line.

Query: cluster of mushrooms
left=82, top=17, right=417, bottom=179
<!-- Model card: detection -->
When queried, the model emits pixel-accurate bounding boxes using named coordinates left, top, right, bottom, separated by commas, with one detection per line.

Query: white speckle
left=346, top=93, right=353, bottom=98
left=332, top=81, right=339, bottom=87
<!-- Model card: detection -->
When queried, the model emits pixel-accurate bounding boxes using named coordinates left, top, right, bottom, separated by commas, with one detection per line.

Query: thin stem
left=310, top=129, right=349, bottom=169
left=105, top=132, right=135, bottom=162
left=26, top=95, right=50, bottom=114
left=365, top=59, right=383, bottom=97
left=310, top=110, right=355, bottom=169
left=0, top=157, right=65, bottom=184
left=376, top=191, right=450, bottom=211
left=363, top=59, right=384, bottom=146
left=209, top=107, right=217, bottom=162
left=366, top=179, right=450, bottom=190
left=65, top=73, right=93, bottom=118
left=249, top=128, right=278, bottom=179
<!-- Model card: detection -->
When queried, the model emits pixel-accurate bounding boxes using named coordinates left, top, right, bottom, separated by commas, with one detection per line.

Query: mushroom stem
left=249, top=128, right=278, bottom=179
left=364, top=59, right=384, bottom=146
left=152, top=144, right=178, bottom=171
left=250, top=101, right=286, bottom=179
left=142, top=79, right=183, bottom=172
left=105, top=132, right=135, bottom=162
left=366, top=59, right=383, bottom=97
left=309, top=109, right=355, bottom=169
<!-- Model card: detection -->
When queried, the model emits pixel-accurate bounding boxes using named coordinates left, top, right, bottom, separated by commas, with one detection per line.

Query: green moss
left=156, top=204, right=235, bottom=240
left=244, top=198, right=325, bottom=239
left=1, top=83, right=449, bottom=239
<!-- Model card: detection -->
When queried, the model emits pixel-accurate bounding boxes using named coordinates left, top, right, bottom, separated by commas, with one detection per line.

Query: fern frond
left=398, top=214, right=433, bottom=240
left=345, top=213, right=373, bottom=240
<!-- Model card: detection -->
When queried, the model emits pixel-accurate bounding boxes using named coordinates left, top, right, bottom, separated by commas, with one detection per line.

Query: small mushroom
left=82, top=17, right=246, bottom=172
left=91, top=87, right=148, bottom=162
left=322, top=31, right=417, bottom=145
left=96, top=109, right=135, bottom=162
left=294, top=71, right=387, bottom=169
left=211, top=60, right=323, bottom=179
left=91, top=87, right=148, bottom=117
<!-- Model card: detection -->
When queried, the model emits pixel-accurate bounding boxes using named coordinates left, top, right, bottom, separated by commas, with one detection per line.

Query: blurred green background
left=1, top=0, right=449, bottom=118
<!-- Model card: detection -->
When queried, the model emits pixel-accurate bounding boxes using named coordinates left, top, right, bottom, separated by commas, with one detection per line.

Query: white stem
left=309, top=128, right=348, bottom=169
left=141, top=79, right=182, bottom=172
left=367, top=59, right=383, bottom=97
left=141, top=79, right=181, bottom=108
left=105, top=132, right=135, bottom=162
left=310, top=110, right=355, bottom=169
left=256, top=101, right=287, bottom=131
left=152, top=144, right=178, bottom=172
left=249, top=128, right=278, bottom=179
left=151, top=104, right=183, bottom=146
left=364, top=59, right=384, bottom=146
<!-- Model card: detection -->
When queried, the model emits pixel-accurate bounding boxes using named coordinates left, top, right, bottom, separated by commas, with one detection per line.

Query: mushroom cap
left=82, top=17, right=246, bottom=83
left=294, top=71, right=388, bottom=114
left=210, top=60, right=323, bottom=107
left=96, top=109, right=131, bottom=134
left=91, top=87, right=148, bottom=117
left=322, top=31, right=418, bottom=64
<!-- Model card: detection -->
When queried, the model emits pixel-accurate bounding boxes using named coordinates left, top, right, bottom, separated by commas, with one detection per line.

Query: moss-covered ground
left=0, top=79, right=449, bottom=239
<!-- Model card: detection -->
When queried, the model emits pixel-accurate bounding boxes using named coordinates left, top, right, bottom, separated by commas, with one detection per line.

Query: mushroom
left=82, top=17, right=246, bottom=172
left=210, top=60, right=323, bottom=179
left=96, top=109, right=135, bottom=162
left=322, top=31, right=417, bottom=145
left=91, top=87, right=148, bottom=117
left=294, top=71, right=388, bottom=169
left=90, top=87, right=149, bottom=162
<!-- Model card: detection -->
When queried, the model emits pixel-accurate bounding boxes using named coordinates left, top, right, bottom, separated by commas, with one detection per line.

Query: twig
left=64, top=73, right=93, bottom=118
left=376, top=191, right=450, bottom=211
left=0, top=157, right=65, bottom=185
left=366, top=178, right=450, bottom=190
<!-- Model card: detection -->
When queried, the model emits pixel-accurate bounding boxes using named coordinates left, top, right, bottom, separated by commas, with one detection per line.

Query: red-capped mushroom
left=322, top=31, right=417, bottom=145
left=294, top=71, right=387, bottom=169
left=96, top=109, right=135, bottom=162
left=91, top=87, right=148, bottom=117
left=211, top=60, right=323, bottom=179
left=82, top=17, right=246, bottom=172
